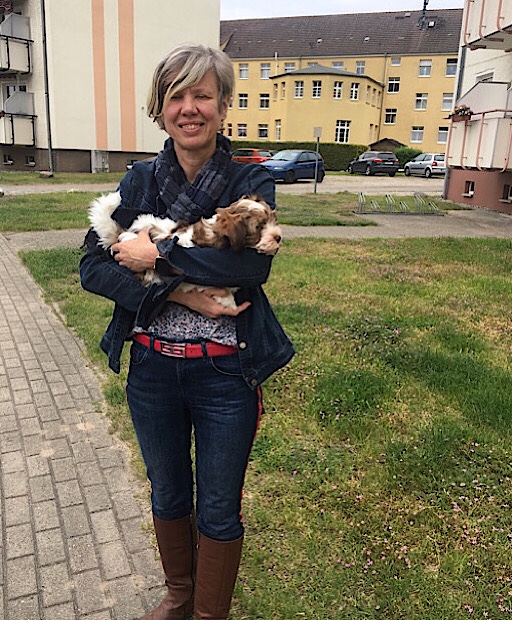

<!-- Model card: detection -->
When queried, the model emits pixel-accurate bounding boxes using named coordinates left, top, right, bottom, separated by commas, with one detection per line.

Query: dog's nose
left=275, top=235, right=282, bottom=244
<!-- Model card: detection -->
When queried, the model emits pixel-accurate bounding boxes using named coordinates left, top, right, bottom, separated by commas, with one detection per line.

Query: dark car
left=260, top=149, right=325, bottom=183
left=348, top=151, right=399, bottom=177
left=231, top=148, right=273, bottom=164
left=404, top=153, right=446, bottom=178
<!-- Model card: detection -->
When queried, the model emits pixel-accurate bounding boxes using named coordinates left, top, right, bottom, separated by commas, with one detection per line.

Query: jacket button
left=239, top=341, right=247, bottom=350
left=250, top=379, right=258, bottom=386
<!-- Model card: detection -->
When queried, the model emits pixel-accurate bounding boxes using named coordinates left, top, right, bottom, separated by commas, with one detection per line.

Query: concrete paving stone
left=40, top=562, right=73, bottom=607
left=0, top=386, right=12, bottom=402
left=104, top=466, right=141, bottom=495
left=49, top=381, right=69, bottom=397
left=71, top=383, right=96, bottom=401
left=26, top=454, right=50, bottom=478
left=51, top=456, right=78, bottom=482
left=107, top=576, right=147, bottom=619
left=80, top=611, right=112, bottom=620
left=6, top=594, right=41, bottom=620
left=99, top=540, right=131, bottom=579
left=29, top=474, right=55, bottom=503
left=30, top=378, right=50, bottom=393
left=0, top=375, right=8, bottom=388
left=1, top=414, right=18, bottom=433
left=3, top=470, right=28, bottom=497
left=120, top=519, right=153, bottom=554
left=6, top=523, right=34, bottom=559
left=13, top=389, right=33, bottom=405
left=60, top=408, right=83, bottom=426
left=68, top=533, right=99, bottom=573
left=4, top=357, right=23, bottom=370
left=111, top=491, right=142, bottom=521
left=43, top=602, right=77, bottom=619
left=45, top=437, right=72, bottom=459
left=33, top=500, right=60, bottom=532
left=54, top=392, right=78, bottom=410
left=19, top=416, right=43, bottom=437
left=96, top=446, right=125, bottom=470
left=76, top=460, right=104, bottom=486
left=2, top=450, right=25, bottom=473
left=56, top=479, right=83, bottom=508
left=33, top=391, right=54, bottom=408
left=72, top=441, right=97, bottom=463
left=74, top=569, right=109, bottom=615
left=15, top=402, right=38, bottom=419
left=23, top=357, right=41, bottom=370
left=43, top=420, right=69, bottom=440
left=38, top=404, right=61, bottom=422
left=88, top=427, right=117, bottom=450
left=62, top=505, right=91, bottom=538
left=131, top=549, right=162, bottom=589
left=83, top=484, right=112, bottom=513
left=23, top=433, right=43, bottom=456
left=5, top=495, right=31, bottom=526
left=91, top=510, right=120, bottom=544
left=36, top=528, right=67, bottom=566
left=10, top=376, right=30, bottom=391
left=6, top=555, right=37, bottom=598
left=65, top=372, right=85, bottom=386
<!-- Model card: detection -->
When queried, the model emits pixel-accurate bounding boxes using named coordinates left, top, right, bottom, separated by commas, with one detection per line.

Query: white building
left=0, top=0, right=219, bottom=172
left=445, top=0, right=512, bottom=214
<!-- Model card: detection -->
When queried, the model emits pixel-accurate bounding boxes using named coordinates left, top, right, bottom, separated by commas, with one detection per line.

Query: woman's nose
left=180, top=93, right=197, bottom=114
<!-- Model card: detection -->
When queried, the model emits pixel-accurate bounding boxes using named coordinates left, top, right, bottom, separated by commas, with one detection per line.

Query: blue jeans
left=126, top=340, right=261, bottom=541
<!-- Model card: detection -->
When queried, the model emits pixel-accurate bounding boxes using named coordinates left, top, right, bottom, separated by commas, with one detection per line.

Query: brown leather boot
left=142, top=514, right=197, bottom=620
left=193, top=534, right=243, bottom=620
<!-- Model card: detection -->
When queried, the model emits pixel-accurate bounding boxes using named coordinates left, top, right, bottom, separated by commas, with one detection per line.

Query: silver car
left=404, top=153, right=446, bottom=178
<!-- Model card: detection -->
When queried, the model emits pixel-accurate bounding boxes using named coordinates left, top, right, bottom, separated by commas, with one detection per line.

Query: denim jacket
left=79, top=158, right=295, bottom=388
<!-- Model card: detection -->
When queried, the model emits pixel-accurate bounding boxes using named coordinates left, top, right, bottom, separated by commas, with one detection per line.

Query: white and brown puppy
left=88, top=191, right=282, bottom=309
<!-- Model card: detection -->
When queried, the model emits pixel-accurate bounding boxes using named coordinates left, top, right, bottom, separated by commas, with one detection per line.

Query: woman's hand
left=111, top=229, right=159, bottom=272
left=168, top=287, right=251, bottom=318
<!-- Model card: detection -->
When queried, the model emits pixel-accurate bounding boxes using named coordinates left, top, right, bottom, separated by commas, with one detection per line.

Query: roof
left=271, top=64, right=384, bottom=87
left=220, top=9, right=463, bottom=59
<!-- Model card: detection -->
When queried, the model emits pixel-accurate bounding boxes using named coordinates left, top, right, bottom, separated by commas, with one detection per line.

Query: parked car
left=347, top=151, right=399, bottom=176
left=260, top=149, right=325, bottom=183
left=404, top=153, right=446, bottom=178
left=231, top=148, right=273, bottom=164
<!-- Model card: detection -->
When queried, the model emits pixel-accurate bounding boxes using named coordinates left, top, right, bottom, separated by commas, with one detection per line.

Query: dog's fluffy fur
left=88, top=191, right=282, bottom=310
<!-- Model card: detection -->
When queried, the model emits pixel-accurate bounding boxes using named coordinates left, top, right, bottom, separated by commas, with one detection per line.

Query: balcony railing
left=446, top=109, right=512, bottom=171
left=0, top=13, right=32, bottom=73
left=463, top=0, right=512, bottom=50
left=0, top=112, right=35, bottom=146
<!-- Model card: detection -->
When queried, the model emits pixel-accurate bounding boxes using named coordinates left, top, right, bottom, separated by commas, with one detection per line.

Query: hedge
left=230, top=141, right=368, bottom=172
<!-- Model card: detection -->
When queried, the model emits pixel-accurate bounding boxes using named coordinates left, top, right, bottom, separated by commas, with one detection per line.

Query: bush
left=395, top=147, right=423, bottom=169
left=230, top=141, right=367, bottom=172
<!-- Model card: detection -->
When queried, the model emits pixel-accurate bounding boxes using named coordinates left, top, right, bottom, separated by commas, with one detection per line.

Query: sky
left=220, top=0, right=465, bottom=21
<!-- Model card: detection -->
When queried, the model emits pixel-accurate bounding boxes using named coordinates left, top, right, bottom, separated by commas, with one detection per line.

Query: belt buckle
left=160, top=342, right=187, bottom=358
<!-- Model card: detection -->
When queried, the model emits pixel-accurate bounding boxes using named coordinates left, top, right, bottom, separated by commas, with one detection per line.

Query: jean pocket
left=208, top=353, right=243, bottom=377
left=130, top=340, right=150, bottom=366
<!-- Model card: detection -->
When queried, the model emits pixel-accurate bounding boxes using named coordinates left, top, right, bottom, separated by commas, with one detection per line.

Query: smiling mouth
left=179, top=123, right=204, bottom=130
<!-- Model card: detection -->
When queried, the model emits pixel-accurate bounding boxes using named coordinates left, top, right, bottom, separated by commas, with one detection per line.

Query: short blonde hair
left=147, top=43, right=234, bottom=130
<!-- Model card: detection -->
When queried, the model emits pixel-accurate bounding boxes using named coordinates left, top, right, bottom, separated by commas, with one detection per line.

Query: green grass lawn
left=20, top=236, right=512, bottom=620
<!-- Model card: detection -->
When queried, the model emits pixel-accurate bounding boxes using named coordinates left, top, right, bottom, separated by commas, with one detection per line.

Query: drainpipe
left=40, top=0, right=53, bottom=173
left=444, top=46, right=467, bottom=199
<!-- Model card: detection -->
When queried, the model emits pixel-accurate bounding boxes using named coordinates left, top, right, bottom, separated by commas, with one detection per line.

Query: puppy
left=88, top=192, right=282, bottom=309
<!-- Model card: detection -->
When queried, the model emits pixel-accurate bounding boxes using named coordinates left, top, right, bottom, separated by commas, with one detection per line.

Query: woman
left=80, top=43, right=294, bottom=620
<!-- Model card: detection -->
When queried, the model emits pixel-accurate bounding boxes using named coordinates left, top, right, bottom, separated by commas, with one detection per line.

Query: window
left=446, top=58, right=457, bottom=76
left=25, top=155, right=35, bottom=167
left=273, top=83, right=278, bottom=100
left=259, top=94, right=270, bottom=109
left=501, top=184, right=512, bottom=202
left=442, top=93, right=454, bottom=111
left=333, top=81, right=343, bottom=99
left=238, top=93, right=248, bottom=109
left=419, top=59, right=432, bottom=77
left=350, top=82, right=359, bottom=100
left=3, top=153, right=13, bottom=165
left=332, top=61, right=344, bottom=70
left=385, top=108, right=397, bottom=124
left=356, top=61, right=365, bottom=75
left=372, top=88, right=377, bottom=106
left=415, top=93, right=428, bottom=110
left=312, top=80, right=322, bottom=98
left=390, top=57, right=401, bottom=66
left=284, top=62, right=295, bottom=73
left=281, top=82, right=286, bottom=98
left=463, top=180, right=475, bottom=197
left=366, top=85, right=371, bottom=103
left=258, top=124, right=268, bottom=139
left=275, top=119, right=281, bottom=141
left=411, top=126, right=424, bottom=142
left=437, top=126, right=449, bottom=143
left=260, top=63, right=271, bottom=79
left=239, top=63, right=248, bottom=79
left=294, top=80, right=304, bottom=98
left=237, top=124, right=247, bottom=138
left=388, top=77, right=400, bottom=93
left=308, top=62, right=319, bottom=67
left=226, top=123, right=233, bottom=137
left=335, top=120, right=350, bottom=143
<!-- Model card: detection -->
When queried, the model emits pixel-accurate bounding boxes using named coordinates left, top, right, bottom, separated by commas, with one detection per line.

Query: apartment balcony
left=0, top=13, right=32, bottom=73
left=463, top=0, right=512, bottom=51
left=0, top=90, right=35, bottom=146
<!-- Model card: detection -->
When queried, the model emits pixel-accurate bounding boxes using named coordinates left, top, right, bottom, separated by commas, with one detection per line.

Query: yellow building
left=221, top=9, right=463, bottom=154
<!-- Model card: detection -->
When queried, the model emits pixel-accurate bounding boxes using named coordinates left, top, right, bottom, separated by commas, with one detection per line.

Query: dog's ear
left=217, top=211, right=248, bottom=252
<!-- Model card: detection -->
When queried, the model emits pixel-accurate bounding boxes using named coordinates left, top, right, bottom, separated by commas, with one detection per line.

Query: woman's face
left=162, top=70, right=228, bottom=163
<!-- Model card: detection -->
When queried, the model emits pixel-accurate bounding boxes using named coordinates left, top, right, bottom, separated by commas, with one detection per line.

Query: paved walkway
left=1, top=204, right=511, bottom=620
left=0, top=232, right=166, bottom=618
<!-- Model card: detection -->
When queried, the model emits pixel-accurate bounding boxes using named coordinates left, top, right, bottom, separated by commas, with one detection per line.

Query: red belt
left=132, top=333, right=238, bottom=359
